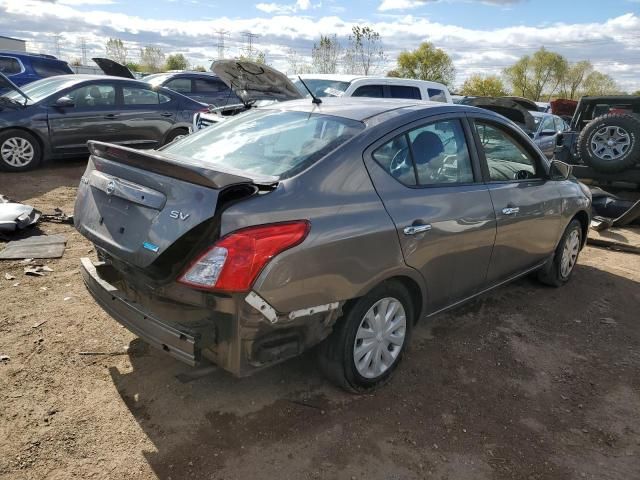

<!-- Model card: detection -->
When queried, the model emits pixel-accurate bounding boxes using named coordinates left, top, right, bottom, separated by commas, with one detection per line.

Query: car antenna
left=298, top=76, right=321, bottom=105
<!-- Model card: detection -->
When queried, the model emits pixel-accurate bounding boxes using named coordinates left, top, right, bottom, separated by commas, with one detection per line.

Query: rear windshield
left=292, top=79, right=350, bottom=98
left=1, top=76, right=80, bottom=105
left=163, top=109, right=364, bottom=178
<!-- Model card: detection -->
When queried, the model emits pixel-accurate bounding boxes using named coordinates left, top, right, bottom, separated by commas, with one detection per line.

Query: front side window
left=352, top=85, right=384, bottom=98
left=123, top=86, right=160, bottom=105
left=163, top=109, right=364, bottom=178
left=66, top=84, right=116, bottom=107
left=475, top=121, right=539, bottom=181
left=0, top=56, right=22, bottom=75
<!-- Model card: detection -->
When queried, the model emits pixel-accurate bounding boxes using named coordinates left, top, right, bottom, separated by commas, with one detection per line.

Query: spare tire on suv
left=577, top=113, right=640, bottom=173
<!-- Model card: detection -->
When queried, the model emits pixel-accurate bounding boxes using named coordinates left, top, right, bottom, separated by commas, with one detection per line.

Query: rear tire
left=577, top=114, right=640, bottom=173
left=537, top=219, right=583, bottom=287
left=0, top=129, right=42, bottom=172
left=163, top=128, right=189, bottom=145
left=318, top=280, right=414, bottom=393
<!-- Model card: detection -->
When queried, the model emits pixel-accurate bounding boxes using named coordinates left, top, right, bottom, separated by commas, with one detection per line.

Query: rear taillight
left=178, top=221, right=310, bottom=292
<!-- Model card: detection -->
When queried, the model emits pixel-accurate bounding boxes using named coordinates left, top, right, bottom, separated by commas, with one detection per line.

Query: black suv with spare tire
left=555, top=95, right=640, bottom=186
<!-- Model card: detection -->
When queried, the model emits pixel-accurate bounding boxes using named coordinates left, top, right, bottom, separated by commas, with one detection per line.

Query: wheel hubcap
left=560, top=229, right=580, bottom=278
left=353, top=297, right=407, bottom=379
left=1, top=137, right=35, bottom=167
left=590, top=126, right=631, bottom=161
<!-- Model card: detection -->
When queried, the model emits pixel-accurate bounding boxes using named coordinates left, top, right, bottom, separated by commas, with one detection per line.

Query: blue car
left=0, top=51, right=73, bottom=87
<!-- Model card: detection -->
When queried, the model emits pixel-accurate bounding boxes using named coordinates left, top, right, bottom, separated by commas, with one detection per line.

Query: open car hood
left=0, top=71, right=30, bottom=103
left=211, top=59, right=302, bottom=104
left=92, top=57, right=135, bottom=79
left=461, top=96, right=537, bottom=132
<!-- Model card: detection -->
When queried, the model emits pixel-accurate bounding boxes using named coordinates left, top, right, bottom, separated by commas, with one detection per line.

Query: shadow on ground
left=110, top=264, right=640, bottom=480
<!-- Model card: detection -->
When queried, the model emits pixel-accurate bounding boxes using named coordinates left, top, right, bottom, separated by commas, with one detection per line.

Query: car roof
left=295, top=74, right=448, bottom=88
left=261, top=97, right=464, bottom=122
left=145, top=71, right=220, bottom=79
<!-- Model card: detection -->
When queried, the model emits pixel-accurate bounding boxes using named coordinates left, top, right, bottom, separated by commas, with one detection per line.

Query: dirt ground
left=1, top=161, right=639, bottom=480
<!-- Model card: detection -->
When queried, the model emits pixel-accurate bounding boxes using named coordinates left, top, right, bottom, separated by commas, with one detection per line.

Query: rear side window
left=0, top=56, right=22, bottom=75
left=474, top=121, right=539, bottom=181
left=372, top=119, right=474, bottom=186
left=428, top=88, right=447, bottom=103
left=352, top=85, right=384, bottom=98
left=165, top=78, right=192, bottom=93
left=540, top=115, right=555, bottom=132
left=194, top=79, right=226, bottom=93
left=163, top=110, right=364, bottom=178
left=123, top=86, right=161, bottom=105
left=389, top=85, right=421, bottom=99
left=31, top=59, right=72, bottom=77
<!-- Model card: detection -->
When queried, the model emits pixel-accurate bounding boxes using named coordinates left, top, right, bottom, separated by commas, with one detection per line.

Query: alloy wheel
left=590, top=126, right=631, bottom=161
left=0, top=137, right=35, bottom=168
left=353, top=297, right=407, bottom=379
left=560, top=229, right=580, bottom=278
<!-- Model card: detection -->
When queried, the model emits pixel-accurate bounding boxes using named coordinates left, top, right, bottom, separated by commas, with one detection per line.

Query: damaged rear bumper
left=80, top=257, right=343, bottom=376
left=80, top=257, right=199, bottom=365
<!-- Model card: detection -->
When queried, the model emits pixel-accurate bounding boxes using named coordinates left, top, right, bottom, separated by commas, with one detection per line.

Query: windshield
left=292, top=79, right=350, bottom=98
left=143, top=74, right=172, bottom=87
left=1, top=76, right=80, bottom=104
left=163, top=109, right=365, bottom=178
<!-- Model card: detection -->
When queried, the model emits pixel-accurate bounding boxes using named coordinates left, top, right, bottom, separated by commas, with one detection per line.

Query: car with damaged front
left=74, top=98, right=591, bottom=392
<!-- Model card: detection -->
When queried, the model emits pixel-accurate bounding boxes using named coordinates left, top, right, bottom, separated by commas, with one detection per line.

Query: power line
left=215, top=30, right=229, bottom=60
left=79, top=37, right=87, bottom=65
left=52, top=35, right=61, bottom=58
left=242, top=31, right=259, bottom=57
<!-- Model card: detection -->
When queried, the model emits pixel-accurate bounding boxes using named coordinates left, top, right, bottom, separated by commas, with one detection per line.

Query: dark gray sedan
left=0, top=74, right=207, bottom=171
left=74, top=98, right=591, bottom=392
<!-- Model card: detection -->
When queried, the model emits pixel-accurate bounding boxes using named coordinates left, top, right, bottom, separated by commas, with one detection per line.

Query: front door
left=471, top=116, right=564, bottom=284
left=364, top=116, right=496, bottom=313
left=47, top=82, right=121, bottom=155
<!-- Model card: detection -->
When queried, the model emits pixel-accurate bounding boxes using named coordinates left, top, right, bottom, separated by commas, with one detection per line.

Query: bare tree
left=343, top=25, right=385, bottom=75
left=105, top=38, right=128, bottom=64
left=140, top=46, right=165, bottom=73
left=286, top=48, right=312, bottom=75
left=311, top=35, right=341, bottom=74
left=559, top=61, right=593, bottom=100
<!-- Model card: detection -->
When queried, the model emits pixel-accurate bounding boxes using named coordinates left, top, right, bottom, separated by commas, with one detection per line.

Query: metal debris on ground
left=4, top=273, right=15, bottom=280
left=590, top=187, right=640, bottom=232
left=0, top=235, right=67, bottom=260
left=0, top=200, right=41, bottom=233
left=41, top=208, right=74, bottom=225
left=0, top=355, right=9, bottom=363
left=24, top=265, right=54, bottom=276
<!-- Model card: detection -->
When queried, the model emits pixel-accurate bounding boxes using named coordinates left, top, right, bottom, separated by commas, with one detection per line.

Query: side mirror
left=540, top=129, right=556, bottom=137
left=549, top=159, right=572, bottom=181
left=54, top=96, right=74, bottom=108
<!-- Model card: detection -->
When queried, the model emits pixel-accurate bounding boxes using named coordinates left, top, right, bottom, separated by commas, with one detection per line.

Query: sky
left=1, top=0, right=639, bottom=91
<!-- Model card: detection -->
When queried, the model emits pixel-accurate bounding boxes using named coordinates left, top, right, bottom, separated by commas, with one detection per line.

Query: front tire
left=163, top=128, right=189, bottom=145
left=537, top=219, right=583, bottom=287
left=318, top=280, right=414, bottom=393
left=0, top=129, right=42, bottom=172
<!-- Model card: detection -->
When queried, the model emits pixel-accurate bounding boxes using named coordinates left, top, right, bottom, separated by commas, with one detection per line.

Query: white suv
left=292, top=74, right=452, bottom=103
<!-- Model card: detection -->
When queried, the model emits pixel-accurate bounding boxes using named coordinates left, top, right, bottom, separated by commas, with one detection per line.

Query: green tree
left=460, top=74, right=508, bottom=97
left=311, top=35, right=341, bottom=74
left=105, top=38, right=128, bottom=64
left=343, top=25, right=385, bottom=75
left=165, top=53, right=188, bottom=71
left=140, top=46, right=165, bottom=73
left=125, top=62, right=140, bottom=72
left=631, top=89, right=640, bottom=96
left=582, top=71, right=619, bottom=96
left=239, top=50, right=266, bottom=64
left=394, top=42, right=455, bottom=87
left=558, top=60, right=592, bottom=100
left=504, top=47, right=567, bottom=101
left=386, top=69, right=400, bottom=78
left=192, top=65, right=207, bottom=72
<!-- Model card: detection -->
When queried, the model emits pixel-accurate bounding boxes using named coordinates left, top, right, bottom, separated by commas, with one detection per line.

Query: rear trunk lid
left=75, top=141, right=277, bottom=270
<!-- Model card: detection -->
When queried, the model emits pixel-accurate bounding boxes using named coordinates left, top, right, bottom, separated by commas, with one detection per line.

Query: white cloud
left=57, top=0, right=115, bottom=4
left=1, top=0, right=639, bottom=91
left=256, top=0, right=313, bottom=14
left=378, top=0, right=424, bottom=11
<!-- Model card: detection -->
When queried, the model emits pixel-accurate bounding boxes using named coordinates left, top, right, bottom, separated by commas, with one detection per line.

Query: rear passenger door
left=470, top=116, right=563, bottom=284
left=118, top=84, right=177, bottom=148
left=364, top=115, right=496, bottom=313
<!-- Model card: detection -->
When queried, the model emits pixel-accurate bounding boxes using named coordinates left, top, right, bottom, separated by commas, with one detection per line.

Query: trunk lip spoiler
left=87, top=141, right=279, bottom=189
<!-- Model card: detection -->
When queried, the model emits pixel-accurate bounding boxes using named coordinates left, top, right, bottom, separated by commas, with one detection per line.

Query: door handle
left=403, top=224, right=432, bottom=235
left=502, top=207, right=520, bottom=215
left=103, top=114, right=118, bottom=119
left=160, top=112, right=173, bottom=117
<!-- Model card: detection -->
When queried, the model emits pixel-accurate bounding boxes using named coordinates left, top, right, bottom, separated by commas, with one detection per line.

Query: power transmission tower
left=79, top=37, right=88, bottom=65
left=52, top=35, right=61, bottom=58
left=242, top=32, right=259, bottom=57
left=215, top=30, right=229, bottom=60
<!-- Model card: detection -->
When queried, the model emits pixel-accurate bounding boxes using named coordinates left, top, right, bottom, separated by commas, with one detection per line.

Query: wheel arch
left=0, top=126, right=46, bottom=153
left=572, top=209, right=590, bottom=248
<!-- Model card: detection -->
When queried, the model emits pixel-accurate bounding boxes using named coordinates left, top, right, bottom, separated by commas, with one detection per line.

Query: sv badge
left=169, top=210, right=190, bottom=221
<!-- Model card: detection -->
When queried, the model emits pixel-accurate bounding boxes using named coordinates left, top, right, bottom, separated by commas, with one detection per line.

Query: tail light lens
left=178, top=221, right=310, bottom=292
